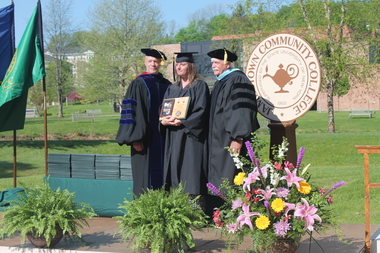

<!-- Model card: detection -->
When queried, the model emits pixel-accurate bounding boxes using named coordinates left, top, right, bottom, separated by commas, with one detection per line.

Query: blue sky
left=1, top=0, right=241, bottom=44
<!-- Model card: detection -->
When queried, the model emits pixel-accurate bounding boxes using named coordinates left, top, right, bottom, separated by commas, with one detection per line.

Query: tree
left=222, top=0, right=379, bottom=133
left=77, top=0, right=165, bottom=104
left=28, top=70, right=58, bottom=117
left=157, top=21, right=177, bottom=44
left=45, top=59, right=73, bottom=104
left=44, top=0, right=75, bottom=118
left=206, top=13, right=230, bottom=37
left=28, top=61, right=72, bottom=117
left=170, top=4, right=227, bottom=43
left=68, top=31, right=92, bottom=47
left=28, top=82, right=45, bottom=117
left=174, top=20, right=210, bottom=42
left=297, top=0, right=379, bottom=133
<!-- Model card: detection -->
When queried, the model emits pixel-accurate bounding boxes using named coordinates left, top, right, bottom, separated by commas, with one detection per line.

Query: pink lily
left=294, top=198, right=322, bottom=231
left=231, top=198, right=244, bottom=210
left=258, top=186, right=276, bottom=201
left=280, top=167, right=304, bottom=188
left=242, top=171, right=260, bottom=192
left=243, top=165, right=271, bottom=192
left=237, top=204, right=261, bottom=229
left=257, top=164, right=269, bottom=179
left=284, top=202, right=296, bottom=217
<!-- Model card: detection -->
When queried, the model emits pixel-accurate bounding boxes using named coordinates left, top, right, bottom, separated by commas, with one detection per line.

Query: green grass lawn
left=0, top=103, right=121, bottom=140
left=1, top=103, right=380, bottom=224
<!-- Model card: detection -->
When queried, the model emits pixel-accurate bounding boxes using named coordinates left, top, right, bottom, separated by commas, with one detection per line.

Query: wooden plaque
left=160, top=97, right=190, bottom=120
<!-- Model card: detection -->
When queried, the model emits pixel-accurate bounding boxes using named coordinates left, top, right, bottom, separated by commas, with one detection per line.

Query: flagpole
left=1, top=0, right=46, bottom=181
left=0, top=0, right=45, bottom=184
left=37, top=0, right=48, bottom=176
left=13, top=130, right=17, bottom=187
left=11, top=0, right=16, bottom=188
left=43, top=78, right=48, bottom=176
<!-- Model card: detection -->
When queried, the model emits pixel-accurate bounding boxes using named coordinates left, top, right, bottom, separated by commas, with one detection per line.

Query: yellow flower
left=234, top=172, right=246, bottom=186
left=298, top=181, right=312, bottom=194
left=271, top=198, right=285, bottom=213
left=255, top=215, right=270, bottom=230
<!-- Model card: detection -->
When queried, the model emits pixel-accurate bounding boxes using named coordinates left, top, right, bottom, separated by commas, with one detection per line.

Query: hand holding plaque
left=160, top=97, right=190, bottom=120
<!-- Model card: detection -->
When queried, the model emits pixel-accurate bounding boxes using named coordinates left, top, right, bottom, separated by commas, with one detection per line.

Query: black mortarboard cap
left=174, top=52, right=198, bottom=63
left=141, top=48, right=167, bottom=61
left=207, top=48, right=238, bottom=63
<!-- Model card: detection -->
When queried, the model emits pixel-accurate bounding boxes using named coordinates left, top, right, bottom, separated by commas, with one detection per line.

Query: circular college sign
left=246, top=33, right=321, bottom=122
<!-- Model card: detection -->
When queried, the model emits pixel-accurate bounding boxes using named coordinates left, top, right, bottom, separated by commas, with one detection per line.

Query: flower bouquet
left=207, top=137, right=344, bottom=253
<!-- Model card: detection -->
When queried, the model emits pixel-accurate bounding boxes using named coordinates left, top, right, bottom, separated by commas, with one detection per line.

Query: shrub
left=115, top=184, right=208, bottom=253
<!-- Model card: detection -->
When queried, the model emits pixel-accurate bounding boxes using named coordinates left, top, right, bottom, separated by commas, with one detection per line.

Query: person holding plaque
left=160, top=52, right=210, bottom=209
left=115, top=48, right=171, bottom=197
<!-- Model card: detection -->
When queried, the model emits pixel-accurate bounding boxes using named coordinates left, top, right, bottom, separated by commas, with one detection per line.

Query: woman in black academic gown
left=160, top=52, right=210, bottom=207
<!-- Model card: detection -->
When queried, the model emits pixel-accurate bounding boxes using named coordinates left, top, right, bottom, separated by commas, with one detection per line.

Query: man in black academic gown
left=116, top=48, right=171, bottom=197
left=207, top=48, right=260, bottom=198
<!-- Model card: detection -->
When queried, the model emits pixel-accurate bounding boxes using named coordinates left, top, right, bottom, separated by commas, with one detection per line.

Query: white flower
left=231, top=152, right=243, bottom=169
left=277, top=140, right=289, bottom=159
left=270, top=167, right=280, bottom=187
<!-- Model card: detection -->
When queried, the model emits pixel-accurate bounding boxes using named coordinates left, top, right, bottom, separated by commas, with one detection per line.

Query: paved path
left=0, top=217, right=378, bottom=253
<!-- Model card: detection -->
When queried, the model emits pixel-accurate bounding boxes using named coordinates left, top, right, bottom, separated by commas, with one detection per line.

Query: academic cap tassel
left=223, top=48, right=227, bottom=65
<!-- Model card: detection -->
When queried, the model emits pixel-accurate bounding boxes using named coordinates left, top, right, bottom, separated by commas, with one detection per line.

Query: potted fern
left=0, top=180, right=97, bottom=248
left=115, top=184, right=208, bottom=253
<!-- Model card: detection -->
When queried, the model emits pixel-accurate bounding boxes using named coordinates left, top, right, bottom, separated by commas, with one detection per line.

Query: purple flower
left=330, top=181, right=346, bottom=191
left=296, top=147, right=306, bottom=169
left=263, top=200, right=270, bottom=211
left=207, top=182, right=229, bottom=202
left=245, top=141, right=255, bottom=163
left=276, top=187, right=290, bottom=199
left=207, top=182, right=221, bottom=196
left=263, top=200, right=272, bottom=216
left=255, top=158, right=266, bottom=187
left=255, top=158, right=262, bottom=173
left=322, top=181, right=346, bottom=197
left=274, top=220, right=291, bottom=237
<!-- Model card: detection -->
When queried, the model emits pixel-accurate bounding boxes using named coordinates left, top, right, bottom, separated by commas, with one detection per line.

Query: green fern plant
left=0, top=180, right=97, bottom=247
left=115, top=184, right=208, bottom=253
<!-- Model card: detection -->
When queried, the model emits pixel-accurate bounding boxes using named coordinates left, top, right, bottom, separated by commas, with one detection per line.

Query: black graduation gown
left=208, top=70, right=260, bottom=192
left=161, top=80, right=210, bottom=195
left=115, top=72, right=171, bottom=197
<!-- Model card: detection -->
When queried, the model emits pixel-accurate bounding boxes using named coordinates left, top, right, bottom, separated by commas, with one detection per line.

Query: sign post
left=246, top=33, right=321, bottom=163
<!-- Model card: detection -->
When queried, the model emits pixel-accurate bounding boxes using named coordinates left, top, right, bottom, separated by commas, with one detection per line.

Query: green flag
left=0, top=2, right=45, bottom=132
